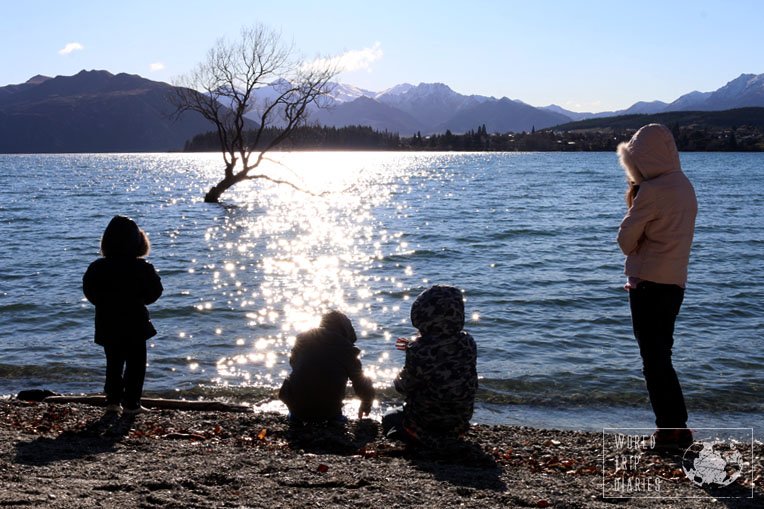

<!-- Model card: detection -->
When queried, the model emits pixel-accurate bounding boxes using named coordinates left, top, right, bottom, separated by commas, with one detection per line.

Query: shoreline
left=10, top=389, right=760, bottom=433
left=1, top=399, right=760, bottom=508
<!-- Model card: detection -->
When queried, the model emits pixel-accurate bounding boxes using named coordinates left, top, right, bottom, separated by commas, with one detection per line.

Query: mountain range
left=250, top=72, right=764, bottom=134
left=1, top=70, right=763, bottom=152
left=311, top=82, right=571, bottom=134
left=542, top=73, right=764, bottom=120
left=0, top=70, right=213, bottom=153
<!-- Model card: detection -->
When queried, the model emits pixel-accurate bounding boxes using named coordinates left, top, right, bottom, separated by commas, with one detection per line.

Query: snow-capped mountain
left=326, top=82, right=376, bottom=103
left=211, top=70, right=764, bottom=134
left=311, top=82, right=569, bottom=135
left=546, top=72, right=764, bottom=122
left=375, top=82, right=489, bottom=127
left=320, top=72, right=764, bottom=134
left=663, top=90, right=713, bottom=112
left=707, top=73, right=764, bottom=107
left=661, top=74, right=764, bottom=112
left=374, top=83, right=415, bottom=99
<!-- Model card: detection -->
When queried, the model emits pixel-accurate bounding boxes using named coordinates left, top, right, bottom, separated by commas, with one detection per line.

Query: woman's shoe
left=653, top=428, right=694, bottom=451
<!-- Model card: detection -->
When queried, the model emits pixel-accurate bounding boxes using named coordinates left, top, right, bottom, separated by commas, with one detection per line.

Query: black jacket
left=83, top=257, right=163, bottom=346
left=279, top=313, right=374, bottom=421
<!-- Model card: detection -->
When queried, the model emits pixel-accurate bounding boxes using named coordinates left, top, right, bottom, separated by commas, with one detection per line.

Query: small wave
left=487, top=228, right=560, bottom=241
left=0, top=303, right=40, bottom=312
left=379, top=248, right=457, bottom=263
left=0, top=363, right=101, bottom=383
left=146, top=384, right=277, bottom=404
left=476, top=375, right=764, bottom=413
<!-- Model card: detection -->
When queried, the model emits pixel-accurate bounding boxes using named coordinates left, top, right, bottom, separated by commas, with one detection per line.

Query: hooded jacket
left=617, top=124, right=697, bottom=287
left=279, top=311, right=375, bottom=421
left=83, top=257, right=163, bottom=345
left=394, top=285, right=478, bottom=443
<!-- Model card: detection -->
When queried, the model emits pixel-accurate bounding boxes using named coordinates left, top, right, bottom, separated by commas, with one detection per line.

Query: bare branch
left=243, top=174, right=329, bottom=197
left=171, top=23, right=338, bottom=203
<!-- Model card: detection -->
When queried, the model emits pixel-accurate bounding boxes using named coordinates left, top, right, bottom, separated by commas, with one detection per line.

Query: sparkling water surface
left=1, top=152, right=761, bottom=430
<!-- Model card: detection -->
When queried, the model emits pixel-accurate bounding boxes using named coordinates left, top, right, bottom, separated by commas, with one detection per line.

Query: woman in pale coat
left=617, top=124, right=697, bottom=449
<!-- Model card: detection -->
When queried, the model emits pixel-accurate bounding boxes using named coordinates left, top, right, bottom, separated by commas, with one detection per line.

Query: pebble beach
left=1, top=399, right=760, bottom=508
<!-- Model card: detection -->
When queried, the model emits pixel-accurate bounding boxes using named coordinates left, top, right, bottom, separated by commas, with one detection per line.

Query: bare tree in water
left=171, top=25, right=337, bottom=203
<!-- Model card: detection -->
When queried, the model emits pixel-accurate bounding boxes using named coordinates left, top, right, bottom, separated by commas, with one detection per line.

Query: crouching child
left=383, top=285, right=478, bottom=447
left=279, top=311, right=375, bottom=423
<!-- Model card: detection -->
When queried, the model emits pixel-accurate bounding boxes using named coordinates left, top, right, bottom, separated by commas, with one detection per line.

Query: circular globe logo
left=681, top=440, right=743, bottom=488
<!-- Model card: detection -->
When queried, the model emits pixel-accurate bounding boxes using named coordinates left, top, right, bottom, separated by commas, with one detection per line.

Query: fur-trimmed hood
left=617, top=124, right=697, bottom=287
left=621, top=124, right=682, bottom=181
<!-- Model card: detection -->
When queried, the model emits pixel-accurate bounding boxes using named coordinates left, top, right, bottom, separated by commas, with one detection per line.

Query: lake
left=1, top=151, right=761, bottom=431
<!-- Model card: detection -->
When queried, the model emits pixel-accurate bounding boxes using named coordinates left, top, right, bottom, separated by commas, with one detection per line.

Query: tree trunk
left=204, top=177, right=235, bottom=203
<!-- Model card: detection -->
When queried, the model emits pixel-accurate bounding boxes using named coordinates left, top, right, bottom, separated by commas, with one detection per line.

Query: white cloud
left=58, top=42, right=84, bottom=55
left=564, top=100, right=603, bottom=111
left=309, top=42, right=383, bottom=73
left=149, top=62, right=165, bottom=72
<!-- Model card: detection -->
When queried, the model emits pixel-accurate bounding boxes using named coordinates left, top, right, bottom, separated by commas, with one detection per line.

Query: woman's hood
left=410, top=285, right=465, bottom=337
left=624, top=123, right=682, bottom=180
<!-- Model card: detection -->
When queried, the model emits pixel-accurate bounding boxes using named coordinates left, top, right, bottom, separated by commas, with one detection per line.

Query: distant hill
left=0, top=70, right=214, bottom=153
left=2, top=69, right=764, bottom=153
left=312, top=96, right=427, bottom=134
left=553, top=107, right=764, bottom=131
left=260, top=80, right=567, bottom=135
left=315, top=72, right=764, bottom=134
left=544, top=73, right=764, bottom=121
left=375, top=82, right=486, bottom=128
left=664, top=74, right=764, bottom=111
left=439, top=97, right=569, bottom=133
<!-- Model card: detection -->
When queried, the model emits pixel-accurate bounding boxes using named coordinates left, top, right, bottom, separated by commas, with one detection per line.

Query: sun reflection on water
left=197, top=152, right=427, bottom=392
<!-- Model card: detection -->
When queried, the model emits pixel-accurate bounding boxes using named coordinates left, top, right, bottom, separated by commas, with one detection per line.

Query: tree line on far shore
left=183, top=122, right=764, bottom=153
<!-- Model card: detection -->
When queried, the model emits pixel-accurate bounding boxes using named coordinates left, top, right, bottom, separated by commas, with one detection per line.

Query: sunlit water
left=1, top=152, right=762, bottom=431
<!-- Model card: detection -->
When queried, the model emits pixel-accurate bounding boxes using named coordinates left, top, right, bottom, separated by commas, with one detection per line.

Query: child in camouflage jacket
left=383, top=285, right=478, bottom=446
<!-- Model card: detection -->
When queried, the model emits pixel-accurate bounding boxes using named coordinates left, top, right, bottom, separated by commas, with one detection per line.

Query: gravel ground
left=0, top=400, right=760, bottom=508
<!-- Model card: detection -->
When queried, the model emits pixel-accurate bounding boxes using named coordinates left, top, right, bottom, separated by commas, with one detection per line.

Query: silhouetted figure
left=617, top=124, right=697, bottom=449
left=279, top=311, right=375, bottom=423
left=383, top=285, right=478, bottom=447
left=83, top=215, right=163, bottom=415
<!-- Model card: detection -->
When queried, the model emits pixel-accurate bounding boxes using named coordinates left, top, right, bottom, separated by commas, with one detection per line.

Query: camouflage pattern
left=394, top=285, right=478, bottom=446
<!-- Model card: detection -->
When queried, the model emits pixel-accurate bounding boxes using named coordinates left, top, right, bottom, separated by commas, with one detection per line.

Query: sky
left=1, top=0, right=762, bottom=112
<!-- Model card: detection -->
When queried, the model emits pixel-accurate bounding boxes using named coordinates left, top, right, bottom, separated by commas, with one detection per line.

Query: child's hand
left=358, top=400, right=372, bottom=418
left=395, top=337, right=410, bottom=351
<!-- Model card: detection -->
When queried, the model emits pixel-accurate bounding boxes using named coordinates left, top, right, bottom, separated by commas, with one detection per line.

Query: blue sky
left=1, top=0, right=762, bottom=112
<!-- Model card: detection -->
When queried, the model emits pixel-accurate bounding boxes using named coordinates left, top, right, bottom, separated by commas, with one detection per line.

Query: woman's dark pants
left=629, top=281, right=688, bottom=429
left=104, top=341, right=147, bottom=409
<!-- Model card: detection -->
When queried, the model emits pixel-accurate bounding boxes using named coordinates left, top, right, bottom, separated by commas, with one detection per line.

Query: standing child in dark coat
left=83, top=215, right=163, bottom=414
left=383, top=285, right=478, bottom=447
left=279, top=311, right=375, bottom=422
